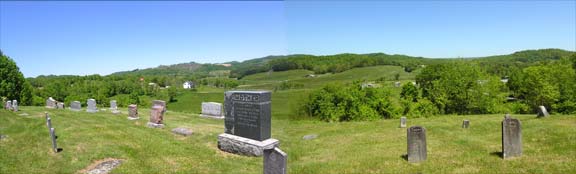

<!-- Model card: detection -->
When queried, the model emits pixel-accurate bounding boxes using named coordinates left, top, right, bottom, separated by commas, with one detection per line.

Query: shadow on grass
left=490, top=151, right=502, bottom=158
left=401, top=154, right=408, bottom=161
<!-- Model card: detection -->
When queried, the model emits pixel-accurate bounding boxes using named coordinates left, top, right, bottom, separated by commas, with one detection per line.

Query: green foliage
left=303, top=82, right=398, bottom=122
left=417, top=62, right=505, bottom=114
left=274, top=81, right=304, bottom=91
left=197, top=77, right=239, bottom=89
left=0, top=51, right=33, bottom=105
left=509, top=59, right=576, bottom=114
left=400, top=83, right=418, bottom=102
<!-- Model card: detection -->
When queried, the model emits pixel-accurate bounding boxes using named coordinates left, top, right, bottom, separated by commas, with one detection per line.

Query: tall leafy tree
left=0, top=51, right=32, bottom=105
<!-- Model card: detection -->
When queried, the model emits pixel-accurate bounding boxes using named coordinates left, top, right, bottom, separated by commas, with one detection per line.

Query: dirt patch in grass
left=77, top=158, right=124, bottom=174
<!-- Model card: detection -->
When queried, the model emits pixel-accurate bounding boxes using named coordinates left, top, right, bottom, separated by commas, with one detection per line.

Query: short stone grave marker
left=200, top=102, right=224, bottom=119
left=264, top=147, right=287, bottom=174
left=86, top=99, right=98, bottom=113
left=537, top=105, right=550, bottom=118
left=46, top=97, right=57, bottom=108
left=70, top=101, right=81, bottom=111
left=462, top=120, right=470, bottom=128
left=400, top=117, right=407, bottom=128
left=127, top=104, right=139, bottom=120
left=147, top=100, right=166, bottom=128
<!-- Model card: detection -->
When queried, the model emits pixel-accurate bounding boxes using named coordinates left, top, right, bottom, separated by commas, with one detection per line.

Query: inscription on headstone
left=264, top=147, right=287, bottom=174
left=86, top=99, right=98, bottom=113
left=502, top=117, right=522, bottom=158
left=70, top=101, right=81, bottom=111
left=462, top=120, right=470, bottom=128
left=400, top=117, right=407, bottom=128
left=224, top=91, right=271, bottom=141
left=201, top=102, right=223, bottom=118
left=128, top=104, right=139, bottom=120
left=407, top=126, right=427, bottom=163
left=537, top=106, right=550, bottom=118
left=46, top=97, right=56, bottom=108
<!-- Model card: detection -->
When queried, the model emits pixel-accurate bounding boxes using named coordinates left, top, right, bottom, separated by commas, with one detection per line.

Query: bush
left=303, top=82, right=398, bottom=122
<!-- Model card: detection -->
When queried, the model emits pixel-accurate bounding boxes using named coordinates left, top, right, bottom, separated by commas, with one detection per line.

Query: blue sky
left=1, top=1, right=574, bottom=77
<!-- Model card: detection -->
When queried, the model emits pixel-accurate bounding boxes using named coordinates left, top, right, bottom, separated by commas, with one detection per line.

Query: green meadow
left=1, top=65, right=575, bottom=173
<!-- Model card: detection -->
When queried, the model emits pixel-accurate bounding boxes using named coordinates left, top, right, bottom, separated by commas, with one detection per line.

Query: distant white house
left=183, top=81, right=195, bottom=89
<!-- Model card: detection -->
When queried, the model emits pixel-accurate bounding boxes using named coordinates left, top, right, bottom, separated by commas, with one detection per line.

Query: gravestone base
left=217, top=133, right=279, bottom=157
left=111, top=110, right=121, bottom=114
left=200, top=114, right=224, bottom=119
left=147, top=122, right=165, bottom=128
left=127, top=117, right=140, bottom=120
left=87, top=109, right=98, bottom=113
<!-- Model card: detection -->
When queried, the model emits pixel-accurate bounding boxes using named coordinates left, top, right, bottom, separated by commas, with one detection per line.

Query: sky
left=1, top=1, right=575, bottom=78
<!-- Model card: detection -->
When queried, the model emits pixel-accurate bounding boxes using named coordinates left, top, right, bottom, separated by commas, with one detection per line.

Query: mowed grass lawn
left=1, top=107, right=575, bottom=173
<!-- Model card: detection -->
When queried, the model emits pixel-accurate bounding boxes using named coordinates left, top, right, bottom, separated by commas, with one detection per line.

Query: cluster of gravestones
left=398, top=106, right=552, bottom=163
left=3, top=99, right=18, bottom=112
left=45, top=112, right=61, bottom=153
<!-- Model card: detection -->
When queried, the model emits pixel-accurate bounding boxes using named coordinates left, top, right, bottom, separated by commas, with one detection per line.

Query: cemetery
left=0, top=1, right=575, bottom=174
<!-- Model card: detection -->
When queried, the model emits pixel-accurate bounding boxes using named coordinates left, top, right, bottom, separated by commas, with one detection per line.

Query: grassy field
left=1, top=107, right=575, bottom=173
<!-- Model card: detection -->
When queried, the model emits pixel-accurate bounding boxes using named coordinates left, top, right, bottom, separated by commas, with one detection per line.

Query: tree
left=400, top=83, right=418, bottom=102
left=0, top=51, right=33, bottom=105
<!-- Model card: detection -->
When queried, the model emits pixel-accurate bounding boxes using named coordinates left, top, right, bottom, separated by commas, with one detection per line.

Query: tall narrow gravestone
left=200, top=102, right=224, bottom=119
left=110, top=100, right=120, bottom=114
left=218, top=91, right=279, bottom=156
left=400, top=117, right=407, bottom=128
left=50, top=127, right=59, bottom=153
left=407, top=126, right=427, bottom=163
left=70, top=101, right=81, bottom=111
left=11, top=100, right=18, bottom=112
left=147, top=100, right=166, bottom=128
left=502, top=117, right=522, bottom=159
left=537, top=106, right=550, bottom=118
left=264, top=147, right=287, bottom=174
left=127, top=104, right=139, bottom=120
left=86, top=99, right=98, bottom=113
left=46, top=97, right=56, bottom=108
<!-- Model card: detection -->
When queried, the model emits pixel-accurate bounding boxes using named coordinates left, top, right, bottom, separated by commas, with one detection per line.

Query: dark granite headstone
left=70, top=101, right=81, bottom=111
left=400, top=117, right=407, bottom=128
left=407, top=126, right=427, bottom=163
left=502, top=117, right=522, bottom=159
left=537, top=106, right=550, bottom=118
left=264, top=147, right=287, bottom=174
left=224, top=91, right=271, bottom=141
left=462, top=120, right=470, bottom=128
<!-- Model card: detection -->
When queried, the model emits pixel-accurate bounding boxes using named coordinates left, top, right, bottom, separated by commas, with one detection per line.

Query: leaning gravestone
left=46, top=97, right=57, bottom=108
left=12, top=100, right=18, bottom=112
left=200, top=102, right=224, bottom=119
left=6, top=101, right=12, bottom=111
left=462, top=120, right=470, bottom=128
left=264, top=147, right=287, bottom=174
left=110, top=100, right=120, bottom=114
left=70, top=101, right=81, bottom=111
left=127, top=104, right=139, bottom=120
left=400, top=117, right=407, bottom=128
left=537, top=106, right=550, bottom=118
left=86, top=99, right=98, bottom=113
left=147, top=100, right=166, bottom=128
left=407, top=126, right=427, bottom=163
left=218, top=91, right=279, bottom=156
left=502, top=116, right=522, bottom=159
